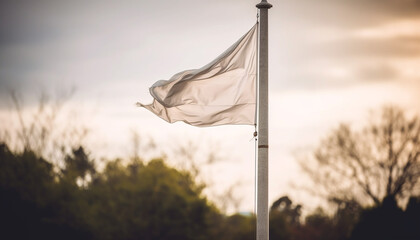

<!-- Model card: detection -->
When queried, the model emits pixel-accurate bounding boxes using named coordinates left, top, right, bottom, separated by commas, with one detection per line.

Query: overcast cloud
left=1, top=0, right=420, bottom=99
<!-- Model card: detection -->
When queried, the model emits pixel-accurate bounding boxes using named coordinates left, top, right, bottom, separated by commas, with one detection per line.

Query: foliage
left=269, top=196, right=300, bottom=240
left=268, top=196, right=356, bottom=240
left=301, top=208, right=336, bottom=240
left=2, top=104, right=420, bottom=240
left=0, top=143, right=91, bottom=239
left=2, top=143, right=419, bottom=240
left=350, top=196, right=420, bottom=240
left=86, top=158, right=213, bottom=240
left=215, top=213, right=255, bottom=240
left=0, top=143, right=219, bottom=240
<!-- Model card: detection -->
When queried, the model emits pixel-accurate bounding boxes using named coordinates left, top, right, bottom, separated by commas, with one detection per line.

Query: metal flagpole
left=256, top=1, right=272, bottom=240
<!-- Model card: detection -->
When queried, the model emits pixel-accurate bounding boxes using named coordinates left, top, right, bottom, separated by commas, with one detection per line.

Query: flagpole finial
left=256, top=0, right=272, bottom=9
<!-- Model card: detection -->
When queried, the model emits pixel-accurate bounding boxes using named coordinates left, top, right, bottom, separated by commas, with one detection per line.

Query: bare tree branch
left=300, top=106, right=420, bottom=207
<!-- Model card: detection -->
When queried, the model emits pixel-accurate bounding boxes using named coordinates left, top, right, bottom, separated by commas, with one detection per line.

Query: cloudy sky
left=1, top=0, right=420, bottom=212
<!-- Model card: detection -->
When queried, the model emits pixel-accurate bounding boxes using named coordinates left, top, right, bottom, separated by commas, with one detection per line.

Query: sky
left=1, top=0, right=420, bottom=213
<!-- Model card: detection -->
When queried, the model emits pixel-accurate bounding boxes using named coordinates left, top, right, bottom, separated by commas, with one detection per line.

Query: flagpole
left=256, top=1, right=272, bottom=240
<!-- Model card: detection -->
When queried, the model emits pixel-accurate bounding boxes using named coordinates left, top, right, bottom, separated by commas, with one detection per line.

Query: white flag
left=138, top=24, right=257, bottom=127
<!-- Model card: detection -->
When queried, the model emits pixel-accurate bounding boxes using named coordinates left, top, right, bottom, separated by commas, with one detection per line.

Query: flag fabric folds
left=137, top=24, right=258, bottom=127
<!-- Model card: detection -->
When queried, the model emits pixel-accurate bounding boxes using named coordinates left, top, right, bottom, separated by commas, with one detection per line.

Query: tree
left=301, top=106, right=420, bottom=207
left=3, top=90, right=89, bottom=167
left=62, top=146, right=96, bottom=186
left=215, top=213, right=255, bottom=240
left=349, top=195, right=420, bottom=240
left=0, top=143, right=91, bottom=240
left=269, top=196, right=302, bottom=240
left=86, top=158, right=216, bottom=240
left=0, top=142, right=222, bottom=240
left=300, top=208, right=336, bottom=240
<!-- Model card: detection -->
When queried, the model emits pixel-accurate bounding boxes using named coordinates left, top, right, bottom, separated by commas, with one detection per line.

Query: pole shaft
left=256, top=1, right=272, bottom=240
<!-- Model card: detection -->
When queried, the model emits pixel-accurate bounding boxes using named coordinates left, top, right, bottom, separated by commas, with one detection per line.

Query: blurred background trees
left=3, top=90, right=89, bottom=168
left=1, top=94, right=420, bottom=240
left=299, top=105, right=420, bottom=239
left=0, top=143, right=218, bottom=240
left=301, top=106, right=420, bottom=206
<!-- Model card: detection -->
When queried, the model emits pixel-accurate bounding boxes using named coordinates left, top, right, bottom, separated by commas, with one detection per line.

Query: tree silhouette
left=349, top=196, right=420, bottom=240
left=0, top=144, right=91, bottom=239
left=301, top=106, right=420, bottom=207
left=269, top=196, right=302, bottom=240
left=62, top=146, right=96, bottom=186
left=4, top=90, right=89, bottom=167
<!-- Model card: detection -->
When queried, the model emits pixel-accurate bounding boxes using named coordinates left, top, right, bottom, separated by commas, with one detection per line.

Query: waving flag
left=137, top=24, right=258, bottom=127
